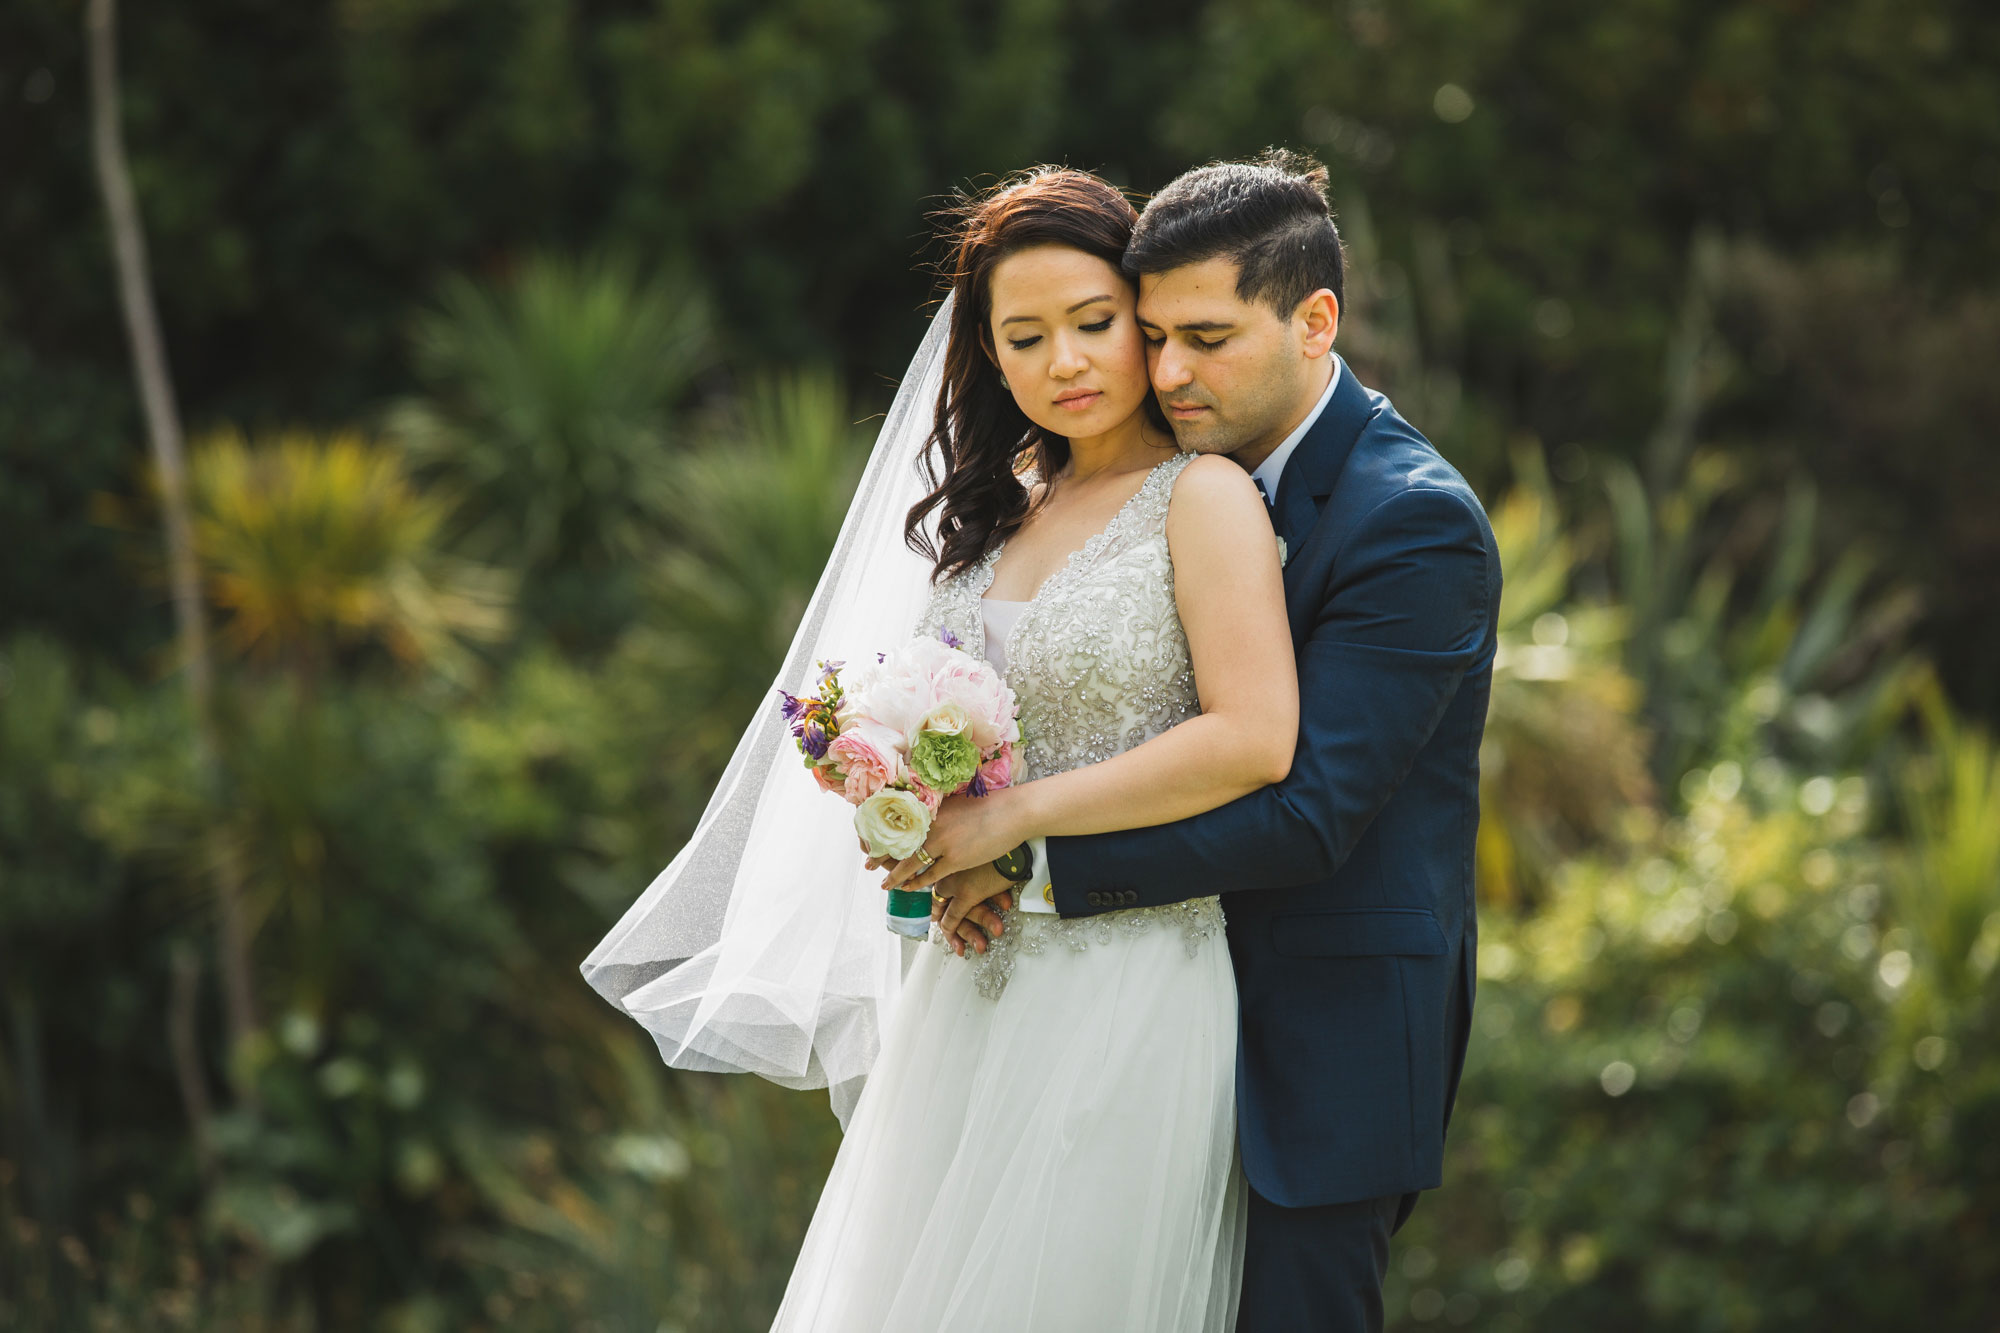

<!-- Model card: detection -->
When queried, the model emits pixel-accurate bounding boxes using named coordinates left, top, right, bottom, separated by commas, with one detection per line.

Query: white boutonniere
left=1277, top=535, right=1289, bottom=568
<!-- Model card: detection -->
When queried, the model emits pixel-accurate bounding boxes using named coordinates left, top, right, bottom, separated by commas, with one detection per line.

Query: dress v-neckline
left=974, top=453, right=1185, bottom=665
left=980, top=455, right=1181, bottom=605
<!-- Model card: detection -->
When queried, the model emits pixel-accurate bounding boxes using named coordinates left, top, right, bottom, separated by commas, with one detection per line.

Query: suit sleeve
left=1047, top=485, right=1494, bottom=914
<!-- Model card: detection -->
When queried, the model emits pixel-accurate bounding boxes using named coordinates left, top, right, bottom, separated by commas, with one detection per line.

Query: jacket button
left=1087, top=891, right=1103, bottom=907
left=1124, top=890, right=1137, bottom=906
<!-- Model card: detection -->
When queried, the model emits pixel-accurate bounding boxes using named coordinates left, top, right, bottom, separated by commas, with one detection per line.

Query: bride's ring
left=913, top=848, right=936, bottom=869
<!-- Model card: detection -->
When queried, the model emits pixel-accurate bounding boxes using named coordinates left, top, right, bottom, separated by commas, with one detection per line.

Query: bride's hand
left=880, top=790, right=1022, bottom=893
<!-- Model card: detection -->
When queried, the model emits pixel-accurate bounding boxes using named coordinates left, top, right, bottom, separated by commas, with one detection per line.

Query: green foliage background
left=2, top=1, right=1997, bottom=1329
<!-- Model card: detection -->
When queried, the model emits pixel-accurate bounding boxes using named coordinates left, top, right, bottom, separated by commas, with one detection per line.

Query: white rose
left=853, top=788, right=931, bottom=860
left=919, top=701, right=970, bottom=737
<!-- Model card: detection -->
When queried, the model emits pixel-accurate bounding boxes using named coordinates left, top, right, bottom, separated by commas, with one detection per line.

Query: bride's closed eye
left=1009, top=315, right=1114, bottom=351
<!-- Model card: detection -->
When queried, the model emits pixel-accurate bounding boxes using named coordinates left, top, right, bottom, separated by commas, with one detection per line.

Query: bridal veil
left=580, top=294, right=953, bottom=1125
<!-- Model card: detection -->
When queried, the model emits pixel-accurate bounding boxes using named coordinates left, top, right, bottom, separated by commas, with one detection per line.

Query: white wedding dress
left=772, top=452, right=1245, bottom=1332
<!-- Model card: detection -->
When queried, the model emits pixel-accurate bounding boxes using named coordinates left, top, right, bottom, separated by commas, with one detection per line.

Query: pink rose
left=976, top=746, right=1014, bottom=792
left=811, top=762, right=846, bottom=796
left=827, top=721, right=904, bottom=805
left=907, top=780, right=944, bottom=815
left=933, top=657, right=1019, bottom=752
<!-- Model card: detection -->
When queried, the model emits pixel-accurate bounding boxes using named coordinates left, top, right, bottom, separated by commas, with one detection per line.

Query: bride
left=585, top=167, right=1296, bottom=1331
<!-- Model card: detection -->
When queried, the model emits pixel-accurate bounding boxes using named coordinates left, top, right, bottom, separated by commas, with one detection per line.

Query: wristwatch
left=990, top=840, right=1034, bottom=884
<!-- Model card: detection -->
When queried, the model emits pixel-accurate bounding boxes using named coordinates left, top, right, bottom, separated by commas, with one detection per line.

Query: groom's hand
left=930, top=864, right=1017, bottom=957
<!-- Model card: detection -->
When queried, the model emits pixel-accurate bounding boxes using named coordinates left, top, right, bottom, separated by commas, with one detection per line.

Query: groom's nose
left=1151, top=341, right=1195, bottom=393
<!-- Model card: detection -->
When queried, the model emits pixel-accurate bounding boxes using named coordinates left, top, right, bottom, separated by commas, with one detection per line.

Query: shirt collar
left=1250, top=358, right=1342, bottom=502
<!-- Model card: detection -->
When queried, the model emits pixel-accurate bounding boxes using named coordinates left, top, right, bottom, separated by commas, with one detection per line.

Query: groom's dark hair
left=1124, top=148, right=1345, bottom=316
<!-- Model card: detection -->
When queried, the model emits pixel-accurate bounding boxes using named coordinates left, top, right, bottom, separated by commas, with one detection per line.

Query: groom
left=948, top=151, right=1500, bottom=1332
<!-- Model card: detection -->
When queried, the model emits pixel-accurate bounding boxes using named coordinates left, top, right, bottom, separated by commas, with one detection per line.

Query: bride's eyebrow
left=1000, top=294, right=1115, bottom=326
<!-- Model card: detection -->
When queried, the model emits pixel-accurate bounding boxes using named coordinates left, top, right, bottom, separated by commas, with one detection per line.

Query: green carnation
left=909, top=728, right=980, bottom=793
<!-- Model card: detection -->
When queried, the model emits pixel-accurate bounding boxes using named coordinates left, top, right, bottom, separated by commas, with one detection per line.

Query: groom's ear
left=1296, top=288, right=1339, bottom=358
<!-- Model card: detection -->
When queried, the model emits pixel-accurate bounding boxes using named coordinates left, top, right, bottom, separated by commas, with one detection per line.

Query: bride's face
left=986, top=244, right=1150, bottom=441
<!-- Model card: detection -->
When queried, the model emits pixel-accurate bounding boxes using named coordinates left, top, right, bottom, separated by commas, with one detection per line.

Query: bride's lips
left=1053, top=390, right=1103, bottom=412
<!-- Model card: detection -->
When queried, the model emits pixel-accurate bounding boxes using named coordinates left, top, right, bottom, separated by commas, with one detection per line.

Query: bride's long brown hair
left=904, top=168, right=1157, bottom=581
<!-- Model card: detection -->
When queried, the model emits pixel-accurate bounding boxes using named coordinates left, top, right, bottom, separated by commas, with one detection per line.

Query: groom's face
left=1136, top=257, right=1330, bottom=464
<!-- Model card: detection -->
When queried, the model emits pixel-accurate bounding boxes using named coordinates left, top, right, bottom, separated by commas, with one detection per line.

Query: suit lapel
left=1277, top=356, right=1373, bottom=622
left=1273, top=467, right=1319, bottom=552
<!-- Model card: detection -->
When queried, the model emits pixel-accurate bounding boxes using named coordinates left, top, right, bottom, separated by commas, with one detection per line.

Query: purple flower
left=965, top=771, right=989, bottom=797
left=801, top=720, right=831, bottom=760
left=818, top=659, right=845, bottom=687
left=938, top=627, right=963, bottom=650
left=777, top=690, right=808, bottom=722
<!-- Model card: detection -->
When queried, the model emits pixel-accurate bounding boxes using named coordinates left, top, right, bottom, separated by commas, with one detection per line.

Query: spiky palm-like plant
left=1896, top=675, right=2000, bottom=1009
left=1605, top=454, right=1924, bottom=789
left=613, top=370, right=869, bottom=782
left=1478, top=449, right=1654, bottom=905
left=190, top=429, right=511, bottom=681
left=390, top=254, right=709, bottom=644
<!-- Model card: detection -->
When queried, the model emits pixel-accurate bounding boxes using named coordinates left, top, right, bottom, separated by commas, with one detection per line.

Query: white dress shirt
left=1015, top=357, right=1342, bottom=910
left=1252, top=358, right=1342, bottom=509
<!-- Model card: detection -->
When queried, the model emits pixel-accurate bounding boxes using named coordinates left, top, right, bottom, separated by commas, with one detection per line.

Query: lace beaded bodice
left=914, top=451, right=1225, bottom=996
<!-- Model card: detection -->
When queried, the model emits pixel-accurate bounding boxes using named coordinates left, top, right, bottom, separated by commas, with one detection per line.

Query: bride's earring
left=998, top=374, right=1011, bottom=391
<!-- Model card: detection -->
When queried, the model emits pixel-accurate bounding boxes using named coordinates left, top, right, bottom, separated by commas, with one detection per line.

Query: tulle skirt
left=772, top=906, right=1244, bottom=1332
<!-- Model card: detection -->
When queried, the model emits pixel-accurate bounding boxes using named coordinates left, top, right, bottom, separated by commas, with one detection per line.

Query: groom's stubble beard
left=1157, top=352, right=1313, bottom=465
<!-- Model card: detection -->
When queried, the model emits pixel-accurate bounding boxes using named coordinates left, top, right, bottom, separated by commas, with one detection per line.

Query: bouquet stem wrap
left=884, top=889, right=934, bottom=937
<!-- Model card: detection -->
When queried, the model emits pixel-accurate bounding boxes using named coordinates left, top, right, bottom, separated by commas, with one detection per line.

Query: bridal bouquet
left=778, top=628, right=1020, bottom=937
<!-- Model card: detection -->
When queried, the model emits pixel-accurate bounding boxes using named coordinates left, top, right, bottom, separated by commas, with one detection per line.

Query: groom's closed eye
left=1137, top=323, right=1229, bottom=350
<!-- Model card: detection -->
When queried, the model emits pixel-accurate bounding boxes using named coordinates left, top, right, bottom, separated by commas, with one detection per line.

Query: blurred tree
left=83, top=0, right=259, bottom=1123
left=1713, top=243, right=2000, bottom=721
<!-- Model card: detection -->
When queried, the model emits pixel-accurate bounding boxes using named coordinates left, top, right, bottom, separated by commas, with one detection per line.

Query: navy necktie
left=1253, top=475, right=1275, bottom=513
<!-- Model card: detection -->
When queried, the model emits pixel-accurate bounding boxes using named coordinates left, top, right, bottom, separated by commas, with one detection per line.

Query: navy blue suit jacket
left=1048, top=358, right=1500, bottom=1209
